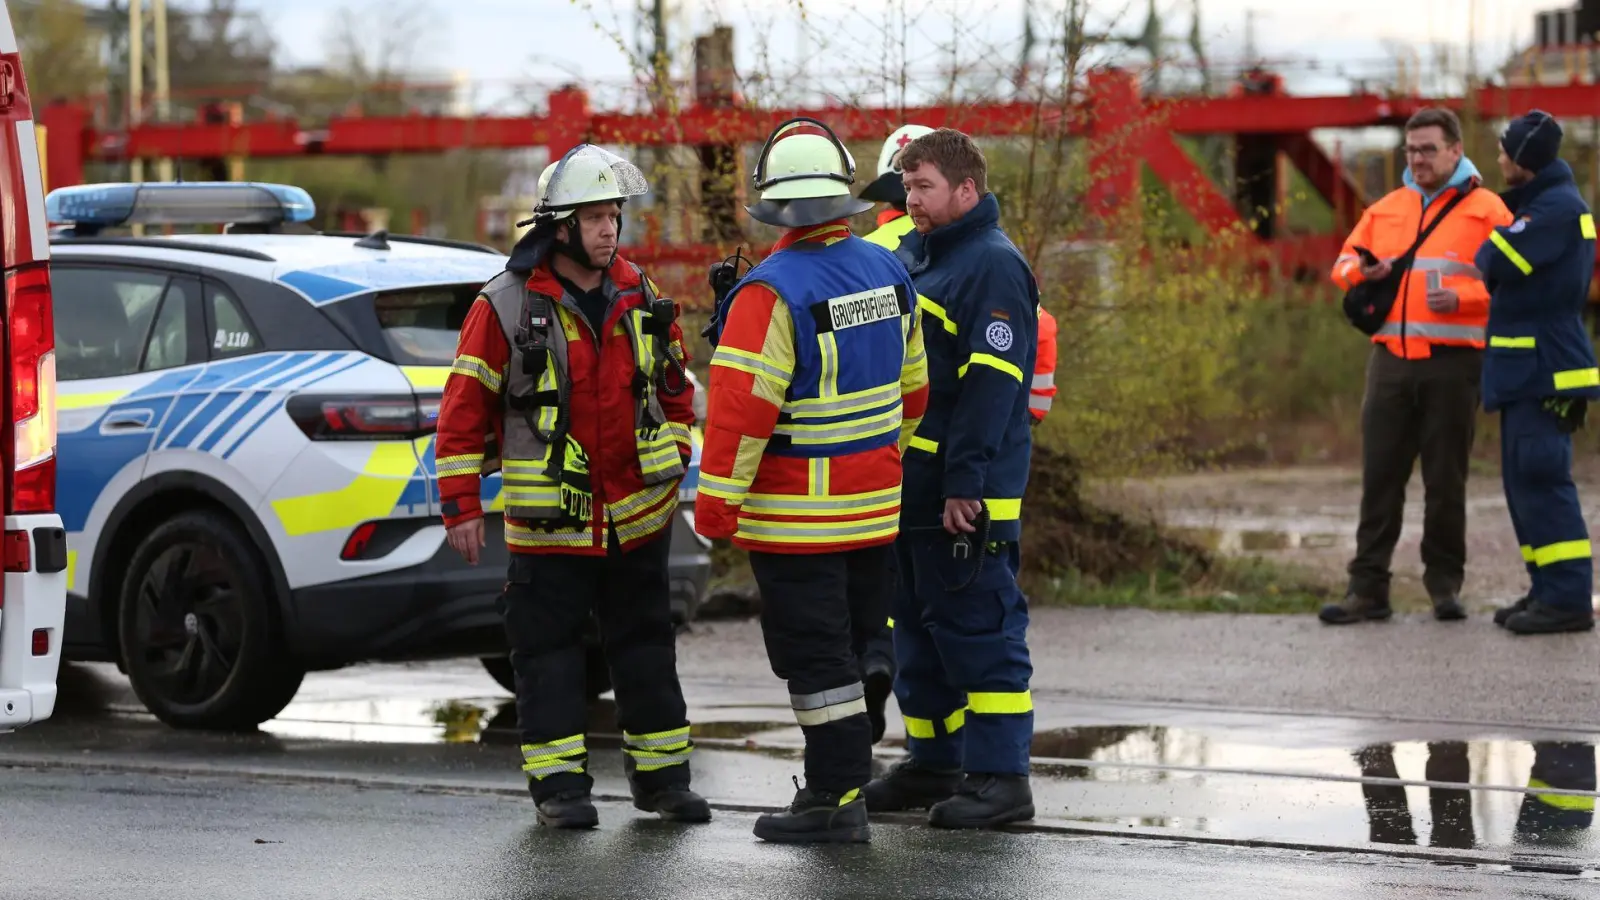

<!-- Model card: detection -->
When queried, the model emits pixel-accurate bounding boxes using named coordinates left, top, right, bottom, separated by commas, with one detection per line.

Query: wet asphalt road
left=4, top=607, right=1599, bottom=896
left=3, top=766, right=1596, bottom=900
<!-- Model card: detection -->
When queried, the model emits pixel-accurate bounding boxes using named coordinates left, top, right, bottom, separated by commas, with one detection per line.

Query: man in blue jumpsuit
left=1478, top=110, right=1600, bottom=635
left=861, top=128, right=1039, bottom=829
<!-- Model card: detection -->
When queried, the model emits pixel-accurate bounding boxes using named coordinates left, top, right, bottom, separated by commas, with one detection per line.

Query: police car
left=47, top=181, right=711, bottom=730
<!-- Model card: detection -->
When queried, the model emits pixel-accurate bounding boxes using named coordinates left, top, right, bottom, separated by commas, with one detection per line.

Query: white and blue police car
left=47, top=181, right=710, bottom=730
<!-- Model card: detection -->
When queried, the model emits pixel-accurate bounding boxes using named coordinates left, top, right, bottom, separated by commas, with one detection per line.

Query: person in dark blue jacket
left=861, top=128, right=1040, bottom=829
left=1477, top=109, right=1600, bottom=635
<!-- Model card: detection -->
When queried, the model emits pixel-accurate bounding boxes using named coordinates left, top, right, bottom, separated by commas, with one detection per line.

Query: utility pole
left=126, top=0, right=173, bottom=190
left=1244, top=8, right=1258, bottom=68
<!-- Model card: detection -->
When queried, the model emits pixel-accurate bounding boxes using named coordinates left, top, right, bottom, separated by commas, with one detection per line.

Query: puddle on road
left=55, top=664, right=1599, bottom=863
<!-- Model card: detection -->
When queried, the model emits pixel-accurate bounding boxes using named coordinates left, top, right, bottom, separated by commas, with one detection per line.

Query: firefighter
left=862, top=128, right=1039, bottom=829
left=1478, top=110, right=1600, bottom=635
left=436, top=144, right=710, bottom=829
left=855, top=124, right=1059, bottom=745
left=695, top=117, right=930, bottom=843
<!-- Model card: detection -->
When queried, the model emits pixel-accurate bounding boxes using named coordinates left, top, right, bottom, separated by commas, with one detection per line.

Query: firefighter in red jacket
left=435, top=145, right=709, bottom=830
left=697, top=118, right=929, bottom=843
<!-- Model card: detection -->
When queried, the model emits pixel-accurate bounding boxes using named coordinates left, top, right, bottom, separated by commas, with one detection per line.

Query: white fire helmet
left=747, top=118, right=873, bottom=228
left=876, top=124, right=935, bottom=177
left=533, top=144, right=650, bottom=223
left=859, top=123, right=935, bottom=205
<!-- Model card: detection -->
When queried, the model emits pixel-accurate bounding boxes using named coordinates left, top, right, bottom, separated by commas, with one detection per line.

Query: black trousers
left=1347, top=345, right=1482, bottom=600
left=502, top=529, right=691, bottom=801
left=749, top=543, right=893, bottom=794
left=861, top=549, right=899, bottom=677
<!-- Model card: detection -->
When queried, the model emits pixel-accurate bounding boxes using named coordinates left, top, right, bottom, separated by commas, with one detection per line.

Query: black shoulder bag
left=1343, top=187, right=1476, bottom=336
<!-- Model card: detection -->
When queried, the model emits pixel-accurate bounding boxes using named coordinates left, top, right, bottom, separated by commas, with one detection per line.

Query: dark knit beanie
left=1502, top=110, right=1563, bottom=173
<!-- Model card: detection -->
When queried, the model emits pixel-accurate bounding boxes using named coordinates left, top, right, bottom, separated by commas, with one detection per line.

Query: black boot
left=929, top=773, right=1035, bottom=829
left=1493, top=595, right=1532, bottom=628
left=863, top=664, right=893, bottom=746
left=1505, top=601, right=1595, bottom=635
left=633, top=787, right=712, bottom=823
left=536, top=790, right=600, bottom=829
left=862, top=757, right=961, bottom=812
left=1319, top=592, right=1391, bottom=625
left=1430, top=593, right=1467, bottom=621
left=752, top=777, right=870, bottom=844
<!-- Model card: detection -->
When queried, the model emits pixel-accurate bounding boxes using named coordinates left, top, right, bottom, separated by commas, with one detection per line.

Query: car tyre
left=118, top=510, right=305, bottom=730
left=481, top=646, right=612, bottom=701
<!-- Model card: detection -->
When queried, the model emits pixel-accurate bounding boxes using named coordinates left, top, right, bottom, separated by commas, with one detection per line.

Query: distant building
left=1505, top=0, right=1600, bottom=85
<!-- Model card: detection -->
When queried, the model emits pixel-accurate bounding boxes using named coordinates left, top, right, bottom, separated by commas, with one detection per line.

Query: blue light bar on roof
left=44, top=181, right=316, bottom=229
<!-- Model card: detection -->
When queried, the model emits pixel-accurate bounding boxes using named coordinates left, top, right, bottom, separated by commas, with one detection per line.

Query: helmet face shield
left=534, top=145, right=650, bottom=222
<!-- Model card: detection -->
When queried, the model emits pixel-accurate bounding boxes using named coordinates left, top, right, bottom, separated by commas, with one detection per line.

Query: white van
left=0, top=4, right=70, bottom=732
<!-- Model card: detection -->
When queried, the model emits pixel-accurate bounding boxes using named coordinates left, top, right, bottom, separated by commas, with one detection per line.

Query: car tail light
left=341, top=522, right=378, bottom=560
left=286, top=394, right=436, bottom=441
left=6, top=263, right=56, bottom=515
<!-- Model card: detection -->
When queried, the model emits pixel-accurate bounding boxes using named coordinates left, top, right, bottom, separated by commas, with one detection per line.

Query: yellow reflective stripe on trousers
left=1521, top=545, right=1535, bottom=563
left=1490, top=231, right=1534, bottom=275
left=736, top=513, right=899, bottom=545
left=917, top=295, right=958, bottom=335
left=1554, top=368, right=1600, bottom=391
left=958, top=353, right=1025, bottom=382
left=968, top=691, right=1033, bottom=715
left=1489, top=335, right=1536, bottom=349
left=908, top=435, right=939, bottom=454
left=1532, top=540, right=1592, bottom=567
left=791, top=682, right=867, bottom=726
left=1583, top=214, right=1597, bottom=240
left=903, top=707, right=967, bottom=740
left=522, top=734, right=586, bottom=778
left=1530, top=778, right=1598, bottom=811
left=623, top=726, right=693, bottom=771
left=436, top=453, right=481, bottom=478
left=271, top=443, right=418, bottom=536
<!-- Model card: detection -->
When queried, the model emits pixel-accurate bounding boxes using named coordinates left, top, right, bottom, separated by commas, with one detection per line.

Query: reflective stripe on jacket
left=1331, top=160, right=1514, bottom=359
left=1477, top=158, right=1600, bottom=411
left=435, top=254, right=696, bottom=555
left=695, top=222, right=930, bottom=554
left=896, top=193, right=1038, bottom=543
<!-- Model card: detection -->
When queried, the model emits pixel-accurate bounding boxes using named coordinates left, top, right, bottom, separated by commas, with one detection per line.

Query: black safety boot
left=1319, top=592, right=1391, bottom=625
left=862, top=757, right=962, bottom=812
left=1505, top=601, right=1595, bottom=635
left=632, top=787, right=712, bottom=823
left=863, top=663, right=893, bottom=745
left=535, top=790, right=600, bottom=829
left=929, top=773, right=1035, bottom=829
left=752, top=777, right=870, bottom=844
left=1493, top=595, right=1532, bottom=628
left=1430, top=593, right=1467, bottom=621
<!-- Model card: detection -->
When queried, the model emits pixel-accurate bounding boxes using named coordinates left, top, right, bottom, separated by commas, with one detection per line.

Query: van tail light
left=286, top=394, right=437, bottom=441
left=6, top=263, right=56, bottom=515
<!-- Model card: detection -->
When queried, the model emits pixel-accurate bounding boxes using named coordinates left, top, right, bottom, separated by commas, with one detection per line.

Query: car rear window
left=372, top=284, right=481, bottom=366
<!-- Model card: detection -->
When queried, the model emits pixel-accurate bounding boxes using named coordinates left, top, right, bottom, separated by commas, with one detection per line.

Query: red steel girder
left=65, top=82, right=1600, bottom=165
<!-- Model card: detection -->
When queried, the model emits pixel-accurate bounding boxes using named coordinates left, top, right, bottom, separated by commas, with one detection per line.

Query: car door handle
left=100, top=409, right=154, bottom=433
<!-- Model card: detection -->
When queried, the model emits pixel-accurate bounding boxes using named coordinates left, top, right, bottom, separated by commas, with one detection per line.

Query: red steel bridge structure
left=32, top=69, right=1600, bottom=305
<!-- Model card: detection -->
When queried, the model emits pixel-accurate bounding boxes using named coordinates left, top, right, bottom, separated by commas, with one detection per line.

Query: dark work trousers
left=1347, top=345, right=1482, bottom=601
left=749, top=543, right=893, bottom=795
left=861, top=550, right=899, bottom=678
left=1501, top=399, right=1594, bottom=612
left=501, top=528, right=691, bottom=802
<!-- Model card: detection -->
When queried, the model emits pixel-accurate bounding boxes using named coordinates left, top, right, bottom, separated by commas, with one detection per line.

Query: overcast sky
left=242, top=0, right=1546, bottom=107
